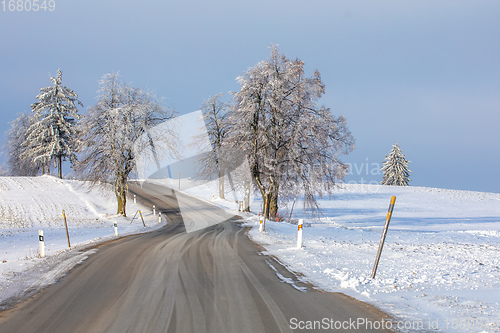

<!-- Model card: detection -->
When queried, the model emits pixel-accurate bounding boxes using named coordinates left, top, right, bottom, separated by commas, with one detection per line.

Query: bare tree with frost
left=196, top=93, right=232, bottom=199
left=381, top=143, right=411, bottom=186
left=22, top=69, right=83, bottom=178
left=77, top=73, right=176, bottom=216
left=228, top=45, right=355, bottom=220
left=4, top=113, right=41, bottom=176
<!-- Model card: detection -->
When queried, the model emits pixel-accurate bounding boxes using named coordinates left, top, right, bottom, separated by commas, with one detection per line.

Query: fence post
left=371, top=196, right=396, bottom=279
left=38, top=230, right=45, bottom=258
left=297, top=219, right=303, bottom=248
left=62, top=210, right=71, bottom=248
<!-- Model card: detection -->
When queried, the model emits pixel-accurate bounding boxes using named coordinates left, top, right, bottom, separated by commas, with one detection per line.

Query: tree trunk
left=262, top=192, right=270, bottom=219
left=268, top=191, right=278, bottom=221
left=115, top=176, right=127, bottom=217
left=218, top=167, right=225, bottom=199
left=243, top=181, right=251, bottom=212
left=57, top=155, right=62, bottom=179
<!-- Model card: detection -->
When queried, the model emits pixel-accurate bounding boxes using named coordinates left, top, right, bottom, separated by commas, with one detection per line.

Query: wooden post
left=62, top=210, right=71, bottom=248
left=371, top=196, right=396, bottom=279
left=139, top=210, right=146, bottom=228
left=130, top=210, right=139, bottom=224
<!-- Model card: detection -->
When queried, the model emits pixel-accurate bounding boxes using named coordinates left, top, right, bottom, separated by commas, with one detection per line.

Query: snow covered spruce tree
left=228, top=45, right=355, bottom=220
left=196, top=93, right=232, bottom=199
left=381, top=143, right=411, bottom=186
left=77, top=73, right=176, bottom=216
left=4, top=113, right=41, bottom=176
left=22, top=69, right=83, bottom=178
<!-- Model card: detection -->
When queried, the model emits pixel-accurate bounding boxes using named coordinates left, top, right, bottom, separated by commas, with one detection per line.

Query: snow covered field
left=1, top=176, right=499, bottom=332
left=0, top=176, right=162, bottom=308
left=170, top=178, right=500, bottom=333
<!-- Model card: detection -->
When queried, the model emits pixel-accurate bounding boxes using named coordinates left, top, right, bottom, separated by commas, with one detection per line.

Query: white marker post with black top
left=38, top=230, right=45, bottom=258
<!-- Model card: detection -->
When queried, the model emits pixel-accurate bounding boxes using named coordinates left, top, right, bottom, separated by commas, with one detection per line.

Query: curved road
left=0, top=182, right=392, bottom=333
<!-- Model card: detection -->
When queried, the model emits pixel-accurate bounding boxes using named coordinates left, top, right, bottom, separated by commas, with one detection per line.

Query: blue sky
left=1, top=0, right=499, bottom=193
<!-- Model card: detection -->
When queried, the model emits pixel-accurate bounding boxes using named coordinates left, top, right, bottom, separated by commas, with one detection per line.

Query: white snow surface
left=0, top=175, right=163, bottom=308
left=2, top=175, right=500, bottom=332
left=164, top=178, right=500, bottom=333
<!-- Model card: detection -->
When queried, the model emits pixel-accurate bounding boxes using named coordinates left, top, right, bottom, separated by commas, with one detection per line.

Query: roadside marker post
left=259, top=216, right=264, bottom=232
left=38, top=230, right=45, bottom=258
left=158, top=212, right=162, bottom=224
left=371, top=196, right=396, bottom=279
left=62, top=210, right=71, bottom=248
left=153, top=205, right=156, bottom=215
left=134, top=195, right=137, bottom=204
left=114, top=222, right=118, bottom=236
left=139, top=210, right=146, bottom=228
left=297, top=219, right=303, bottom=249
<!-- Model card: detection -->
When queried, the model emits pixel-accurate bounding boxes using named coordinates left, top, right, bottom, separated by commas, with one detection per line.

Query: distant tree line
left=4, top=45, right=359, bottom=219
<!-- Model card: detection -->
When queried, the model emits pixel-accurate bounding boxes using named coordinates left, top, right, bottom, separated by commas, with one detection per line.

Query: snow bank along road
left=0, top=182, right=392, bottom=333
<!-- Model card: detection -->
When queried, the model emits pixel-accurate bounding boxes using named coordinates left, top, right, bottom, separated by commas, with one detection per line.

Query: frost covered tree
left=228, top=45, right=355, bottom=220
left=196, top=93, right=232, bottom=199
left=4, top=113, right=41, bottom=176
left=381, top=143, right=411, bottom=186
left=22, top=69, right=83, bottom=178
left=77, top=73, right=176, bottom=216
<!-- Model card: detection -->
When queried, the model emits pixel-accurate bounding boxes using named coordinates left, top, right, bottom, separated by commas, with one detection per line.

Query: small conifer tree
left=381, top=143, right=411, bottom=186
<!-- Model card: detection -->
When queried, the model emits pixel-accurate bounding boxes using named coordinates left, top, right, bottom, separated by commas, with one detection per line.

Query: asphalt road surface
left=0, top=182, right=393, bottom=333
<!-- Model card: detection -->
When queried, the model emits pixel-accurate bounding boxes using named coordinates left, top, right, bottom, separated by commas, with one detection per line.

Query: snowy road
left=0, top=182, right=392, bottom=333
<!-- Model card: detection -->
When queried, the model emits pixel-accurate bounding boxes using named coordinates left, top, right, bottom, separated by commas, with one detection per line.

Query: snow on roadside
left=0, top=175, right=163, bottom=307
left=173, top=178, right=500, bottom=333
left=3, top=175, right=500, bottom=332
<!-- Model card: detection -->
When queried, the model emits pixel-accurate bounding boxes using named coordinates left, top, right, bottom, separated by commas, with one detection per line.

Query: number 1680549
left=1, top=0, right=55, bottom=12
